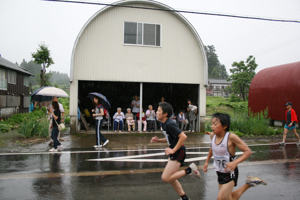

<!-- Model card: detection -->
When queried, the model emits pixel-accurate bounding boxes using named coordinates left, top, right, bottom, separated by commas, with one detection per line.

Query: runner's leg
left=161, top=160, right=186, bottom=196
left=217, top=181, right=235, bottom=200
left=231, top=184, right=251, bottom=200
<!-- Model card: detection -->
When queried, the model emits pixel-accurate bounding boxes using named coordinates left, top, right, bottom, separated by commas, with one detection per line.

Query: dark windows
left=124, top=22, right=161, bottom=47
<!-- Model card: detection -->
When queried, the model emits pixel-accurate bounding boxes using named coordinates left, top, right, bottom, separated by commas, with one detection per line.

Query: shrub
left=0, top=109, right=47, bottom=134
left=0, top=123, right=13, bottom=133
left=230, top=108, right=270, bottom=135
left=17, top=117, right=49, bottom=138
left=229, top=93, right=242, bottom=102
left=64, top=116, right=70, bottom=124
left=232, top=130, right=244, bottom=137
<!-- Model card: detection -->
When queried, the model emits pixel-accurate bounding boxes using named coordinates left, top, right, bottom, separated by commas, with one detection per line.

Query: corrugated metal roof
left=70, top=0, right=208, bottom=85
left=249, top=61, right=300, bottom=121
left=208, top=78, right=232, bottom=84
left=0, top=56, right=33, bottom=76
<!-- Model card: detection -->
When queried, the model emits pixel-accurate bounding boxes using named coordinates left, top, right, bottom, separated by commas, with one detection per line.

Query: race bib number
left=213, top=156, right=229, bottom=172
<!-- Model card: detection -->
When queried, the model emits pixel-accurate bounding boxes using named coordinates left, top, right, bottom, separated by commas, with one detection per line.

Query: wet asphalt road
left=0, top=133, right=300, bottom=200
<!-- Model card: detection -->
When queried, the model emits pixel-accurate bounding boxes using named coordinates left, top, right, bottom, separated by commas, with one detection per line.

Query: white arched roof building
left=70, top=0, right=208, bottom=133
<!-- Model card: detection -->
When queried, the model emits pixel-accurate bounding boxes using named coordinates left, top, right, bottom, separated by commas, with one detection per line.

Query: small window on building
left=8, top=70, right=16, bottom=84
left=124, top=22, right=161, bottom=47
left=24, top=76, right=29, bottom=87
left=0, top=69, right=7, bottom=90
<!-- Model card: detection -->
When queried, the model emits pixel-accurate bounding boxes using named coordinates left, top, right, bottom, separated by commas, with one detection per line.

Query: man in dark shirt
left=279, top=102, right=300, bottom=146
left=150, top=103, right=200, bottom=200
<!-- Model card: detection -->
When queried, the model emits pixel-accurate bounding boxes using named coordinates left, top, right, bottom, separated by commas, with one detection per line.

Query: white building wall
left=72, top=2, right=205, bottom=84
left=70, top=1, right=207, bottom=132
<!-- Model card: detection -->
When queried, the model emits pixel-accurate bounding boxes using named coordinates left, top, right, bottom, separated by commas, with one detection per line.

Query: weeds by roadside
left=205, top=103, right=282, bottom=137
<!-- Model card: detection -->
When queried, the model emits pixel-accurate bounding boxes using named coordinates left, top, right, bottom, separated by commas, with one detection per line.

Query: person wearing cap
left=279, top=102, right=300, bottom=146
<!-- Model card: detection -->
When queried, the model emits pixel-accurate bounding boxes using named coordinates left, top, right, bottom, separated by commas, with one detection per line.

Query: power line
left=44, top=0, right=300, bottom=24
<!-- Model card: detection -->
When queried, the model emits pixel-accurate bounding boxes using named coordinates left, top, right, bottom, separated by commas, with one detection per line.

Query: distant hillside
left=20, top=59, right=70, bottom=87
left=48, top=70, right=69, bottom=86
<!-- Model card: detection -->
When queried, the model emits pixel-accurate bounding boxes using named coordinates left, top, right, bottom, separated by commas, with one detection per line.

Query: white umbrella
left=36, top=87, right=69, bottom=97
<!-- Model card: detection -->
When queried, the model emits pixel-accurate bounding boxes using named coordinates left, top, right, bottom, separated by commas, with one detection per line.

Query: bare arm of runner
left=225, top=134, right=252, bottom=172
left=203, top=148, right=213, bottom=173
left=150, top=136, right=167, bottom=143
left=165, top=132, right=187, bottom=155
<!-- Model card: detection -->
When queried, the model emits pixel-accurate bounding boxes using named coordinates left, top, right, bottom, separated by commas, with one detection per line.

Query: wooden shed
left=248, top=61, right=300, bottom=125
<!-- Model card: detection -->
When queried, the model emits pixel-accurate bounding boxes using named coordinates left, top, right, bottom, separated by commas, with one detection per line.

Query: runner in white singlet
left=203, top=113, right=267, bottom=200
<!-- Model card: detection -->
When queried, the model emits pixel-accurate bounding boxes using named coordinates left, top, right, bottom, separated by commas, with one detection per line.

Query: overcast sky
left=1, top=0, right=300, bottom=76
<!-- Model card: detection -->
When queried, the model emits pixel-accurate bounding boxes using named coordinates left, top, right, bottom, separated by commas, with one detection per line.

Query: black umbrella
left=31, top=86, right=52, bottom=102
left=88, top=92, right=111, bottom=110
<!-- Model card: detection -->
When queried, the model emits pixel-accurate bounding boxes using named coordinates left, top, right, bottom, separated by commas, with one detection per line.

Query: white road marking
left=86, top=152, right=245, bottom=162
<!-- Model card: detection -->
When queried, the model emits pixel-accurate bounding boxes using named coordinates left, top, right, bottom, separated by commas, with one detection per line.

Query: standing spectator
left=113, top=107, right=125, bottom=133
left=178, top=110, right=188, bottom=131
left=92, top=97, right=109, bottom=148
left=279, top=102, right=300, bottom=146
left=158, top=97, right=166, bottom=131
left=131, top=95, right=140, bottom=130
left=131, top=95, right=140, bottom=117
left=187, top=100, right=197, bottom=132
left=146, top=105, right=156, bottom=132
left=48, top=96, right=64, bottom=146
left=137, top=108, right=147, bottom=132
left=48, top=101, right=62, bottom=152
left=125, top=108, right=135, bottom=132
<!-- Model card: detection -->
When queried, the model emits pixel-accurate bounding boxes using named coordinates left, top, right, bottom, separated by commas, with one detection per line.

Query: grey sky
left=1, top=0, right=300, bottom=76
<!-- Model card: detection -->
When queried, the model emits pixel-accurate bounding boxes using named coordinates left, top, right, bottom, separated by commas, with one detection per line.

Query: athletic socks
left=180, top=194, right=189, bottom=200
left=185, top=167, right=192, bottom=175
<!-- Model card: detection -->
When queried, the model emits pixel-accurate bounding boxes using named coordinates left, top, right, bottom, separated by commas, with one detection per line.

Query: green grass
left=206, top=96, right=247, bottom=116
left=206, top=96, right=281, bottom=136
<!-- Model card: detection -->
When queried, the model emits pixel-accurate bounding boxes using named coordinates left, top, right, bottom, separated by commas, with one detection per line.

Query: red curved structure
left=248, top=61, right=300, bottom=121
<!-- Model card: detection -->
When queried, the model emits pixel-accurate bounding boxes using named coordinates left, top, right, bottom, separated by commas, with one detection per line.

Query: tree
left=31, top=43, right=54, bottom=87
left=219, top=64, right=228, bottom=79
left=228, top=55, right=257, bottom=101
left=205, top=45, right=228, bottom=79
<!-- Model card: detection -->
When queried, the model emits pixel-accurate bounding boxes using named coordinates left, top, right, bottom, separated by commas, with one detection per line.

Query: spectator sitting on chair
left=178, top=110, right=188, bottom=131
left=146, top=105, right=156, bottom=132
left=113, top=107, right=125, bottom=133
left=137, top=108, right=147, bottom=132
left=170, top=109, right=177, bottom=123
left=125, top=108, right=135, bottom=132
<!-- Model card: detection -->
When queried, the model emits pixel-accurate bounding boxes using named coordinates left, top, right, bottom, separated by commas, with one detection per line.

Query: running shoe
left=103, top=140, right=109, bottom=147
left=279, top=142, right=285, bottom=146
left=246, top=176, right=267, bottom=187
left=189, top=163, right=201, bottom=179
left=94, top=145, right=103, bottom=148
left=49, top=148, right=58, bottom=152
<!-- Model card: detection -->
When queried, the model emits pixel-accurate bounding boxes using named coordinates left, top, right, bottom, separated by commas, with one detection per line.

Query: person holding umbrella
left=48, top=101, right=62, bottom=152
left=48, top=96, right=65, bottom=146
left=92, top=96, right=109, bottom=148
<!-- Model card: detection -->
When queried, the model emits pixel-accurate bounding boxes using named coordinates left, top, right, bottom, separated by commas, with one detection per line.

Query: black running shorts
left=169, top=146, right=186, bottom=166
left=216, top=167, right=239, bottom=186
